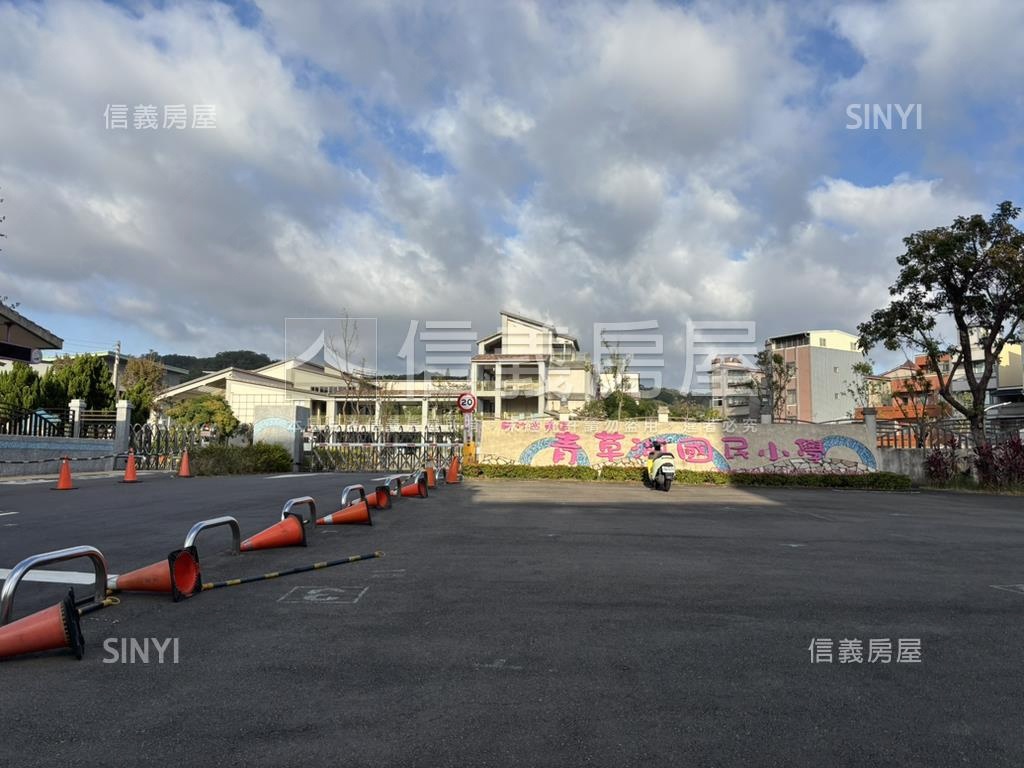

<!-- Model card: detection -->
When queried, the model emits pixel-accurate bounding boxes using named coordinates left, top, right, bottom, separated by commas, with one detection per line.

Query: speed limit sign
left=457, top=391, right=478, bottom=414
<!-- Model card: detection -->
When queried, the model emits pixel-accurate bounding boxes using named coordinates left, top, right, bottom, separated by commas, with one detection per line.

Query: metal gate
left=128, top=423, right=201, bottom=470
left=306, top=441, right=462, bottom=473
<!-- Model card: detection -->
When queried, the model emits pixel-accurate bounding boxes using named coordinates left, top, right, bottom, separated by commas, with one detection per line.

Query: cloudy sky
left=1, top=0, right=1022, bottom=382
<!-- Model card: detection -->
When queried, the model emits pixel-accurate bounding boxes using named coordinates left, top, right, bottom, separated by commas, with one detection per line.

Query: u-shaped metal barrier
left=183, top=516, right=241, bottom=555
left=280, top=496, right=318, bottom=529
left=373, top=474, right=405, bottom=496
left=0, top=545, right=109, bottom=625
left=340, top=484, right=367, bottom=507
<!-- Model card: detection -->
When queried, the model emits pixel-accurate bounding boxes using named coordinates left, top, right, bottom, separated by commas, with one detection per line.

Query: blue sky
left=2, top=0, right=1023, bottom=379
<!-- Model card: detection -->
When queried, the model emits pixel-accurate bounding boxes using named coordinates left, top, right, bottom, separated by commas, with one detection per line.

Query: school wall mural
left=479, top=419, right=878, bottom=474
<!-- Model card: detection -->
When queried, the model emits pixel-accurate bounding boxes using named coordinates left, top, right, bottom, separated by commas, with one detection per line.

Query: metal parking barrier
left=280, top=496, right=318, bottom=530
left=0, top=545, right=109, bottom=625
left=372, top=474, right=405, bottom=496
left=183, top=516, right=241, bottom=556
left=340, top=484, right=367, bottom=507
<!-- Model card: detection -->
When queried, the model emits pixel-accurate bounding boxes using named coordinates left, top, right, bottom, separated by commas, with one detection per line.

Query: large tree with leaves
left=858, top=201, right=1024, bottom=481
left=0, top=362, right=41, bottom=410
left=121, top=354, right=166, bottom=424
left=45, top=354, right=116, bottom=410
left=165, top=394, right=239, bottom=442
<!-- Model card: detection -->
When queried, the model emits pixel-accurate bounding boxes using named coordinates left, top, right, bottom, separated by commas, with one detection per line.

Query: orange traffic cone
left=425, top=466, right=437, bottom=489
left=120, top=449, right=140, bottom=484
left=365, top=486, right=392, bottom=510
left=177, top=449, right=193, bottom=478
left=240, top=513, right=307, bottom=552
left=445, top=456, right=461, bottom=485
left=109, top=548, right=201, bottom=602
left=52, top=457, right=76, bottom=491
left=400, top=476, right=428, bottom=498
left=316, top=500, right=372, bottom=526
left=0, top=589, right=85, bottom=661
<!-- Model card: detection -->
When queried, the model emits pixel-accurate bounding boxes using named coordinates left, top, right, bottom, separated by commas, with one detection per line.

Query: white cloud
left=0, top=0, right=1017, bottom=380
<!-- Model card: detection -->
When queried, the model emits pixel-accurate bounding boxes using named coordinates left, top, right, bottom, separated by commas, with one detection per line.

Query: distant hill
left=159, top=350, right=275, bottom=382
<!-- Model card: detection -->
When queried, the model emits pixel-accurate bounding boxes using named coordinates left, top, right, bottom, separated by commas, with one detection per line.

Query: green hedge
left=189, top=443, right=293, bottom=475
left=462, top=464, right=598, bottom=480
left=464, top=463, right=912, bottom=490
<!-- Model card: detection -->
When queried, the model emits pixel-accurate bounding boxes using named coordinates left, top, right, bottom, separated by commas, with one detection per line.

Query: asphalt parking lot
left=0, top=473, right=1022, bottom=767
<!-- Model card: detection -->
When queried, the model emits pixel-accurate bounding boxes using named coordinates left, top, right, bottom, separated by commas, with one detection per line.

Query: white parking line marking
left=990, top=584, right=1024, bottom=596
left=0, top=511, right=19, bottom=517
left=0, top=568, right=116, bottom=585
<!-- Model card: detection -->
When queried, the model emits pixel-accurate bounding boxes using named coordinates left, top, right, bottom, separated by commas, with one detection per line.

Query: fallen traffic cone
left=400, top=476, right=428, bottom=498
left=177, top=449, right=193, bottom=478
left=365, top=486, right=392, bottom=510
left=240, top=513, right=306, bottom=552
left=120, top=449, right=140, bottom=484
left=52, top=457, right=76, bottom=491
left=0, top=589, right=85, bottom=661
left=109, top=547, right=201, bottom=602
left=316, top=500, right=372, bottom=526
left=445, top=456, right=461, bottom=485
left=425, top=466, right=437, bottom=489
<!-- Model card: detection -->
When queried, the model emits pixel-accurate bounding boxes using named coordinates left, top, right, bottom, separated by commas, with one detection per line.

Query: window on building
left=787, top=390, right=797, bottom=405
left=819, top=337, right=826, bottom=346
left=833, top=366, right=839, bottom=373
left=786, top=362, right=796, bottom=374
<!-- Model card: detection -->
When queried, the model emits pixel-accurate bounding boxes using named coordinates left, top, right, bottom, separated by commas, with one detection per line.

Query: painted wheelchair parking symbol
left=277, top=586, right=368, bottom=604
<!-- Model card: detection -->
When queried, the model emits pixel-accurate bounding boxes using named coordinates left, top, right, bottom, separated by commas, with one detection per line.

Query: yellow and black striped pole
left=200, top=551, right=384, bottom=592
left=78, top=596, right=121, bottom=616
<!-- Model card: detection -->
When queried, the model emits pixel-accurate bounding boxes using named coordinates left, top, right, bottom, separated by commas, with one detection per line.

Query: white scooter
left=642, top=442, right=676, bottom=492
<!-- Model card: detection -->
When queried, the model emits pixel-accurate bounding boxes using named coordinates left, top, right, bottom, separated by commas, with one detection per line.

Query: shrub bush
left=190, top=442, right=292, bottom=475
left=463, top=464, right=598, bottom=480
left=978, top=437, right=1024, bottom=489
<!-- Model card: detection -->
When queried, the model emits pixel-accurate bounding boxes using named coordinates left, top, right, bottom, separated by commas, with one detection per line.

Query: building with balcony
left=764, top=329, right=867, bottom=422
left=708, top=355, right=761, bottom=420
left=470, top=310, right=639, bottom=419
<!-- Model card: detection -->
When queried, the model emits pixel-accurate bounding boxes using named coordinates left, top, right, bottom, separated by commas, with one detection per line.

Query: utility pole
left=113, top=340, right=122, bottom=396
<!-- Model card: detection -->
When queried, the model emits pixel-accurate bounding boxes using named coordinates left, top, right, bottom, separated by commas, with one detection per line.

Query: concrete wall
left=0, top=436, right=116, bottom=477
left=876, top=447, right=975, bottom=484
left=253, top=404, right=310, bottom=472
left=480, top=418, right=880, bottom=474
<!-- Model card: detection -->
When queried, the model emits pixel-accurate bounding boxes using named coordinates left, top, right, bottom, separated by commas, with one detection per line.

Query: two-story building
left=470, top=311, right=639, bottom=419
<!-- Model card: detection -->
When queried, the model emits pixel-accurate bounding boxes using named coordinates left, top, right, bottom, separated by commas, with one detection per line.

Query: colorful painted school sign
left=480, top=419, right=878, bottom=474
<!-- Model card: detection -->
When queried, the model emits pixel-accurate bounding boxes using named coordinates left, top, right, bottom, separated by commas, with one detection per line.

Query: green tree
left=669, top=400, right=720, bottom=421
left=843, top=360, right=883, bottom=417
left=44, top=354, right=115, bottom=410
left=602, top=392, right=657, bottom=419
left=575, top=399, right=607, bottom=419
left=165, top=394, right=239, bottom=442
left=122, top=354, right=166, bottom=424
left=745, top=350, right=792, bottom=421
left=0, top=362, right=41, bottom=410
left=858, top=201, right=1024, bottom=482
